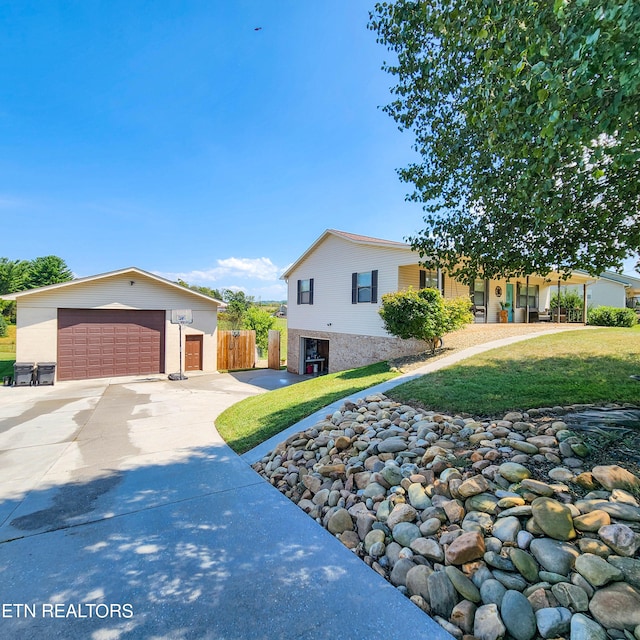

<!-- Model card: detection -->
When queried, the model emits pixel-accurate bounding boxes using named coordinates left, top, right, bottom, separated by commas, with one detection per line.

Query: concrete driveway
left=0, top=371, right=449, bottom=640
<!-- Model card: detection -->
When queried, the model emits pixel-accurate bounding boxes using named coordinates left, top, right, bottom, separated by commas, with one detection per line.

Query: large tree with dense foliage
left=24, top=256, right=73, bottom=289
left=370, top=0, right=640, bottom=283
left=0, top=258, right=29, bottom=294
left=0, top=256, right=73, bottom=321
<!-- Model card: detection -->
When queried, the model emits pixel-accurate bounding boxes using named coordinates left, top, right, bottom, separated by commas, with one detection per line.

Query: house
left=558, top=270, right=640, bottom=318
left=1, top=267, right=222, bottom=381
left=579, top=271, right=640, bottom=310
left=281, top=229, right=598, bottom=375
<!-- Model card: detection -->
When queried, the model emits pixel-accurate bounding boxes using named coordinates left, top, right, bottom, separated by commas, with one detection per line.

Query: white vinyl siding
left=286, top=234, right=409, bottom=337
left=16, top=275, right=217, bottom=312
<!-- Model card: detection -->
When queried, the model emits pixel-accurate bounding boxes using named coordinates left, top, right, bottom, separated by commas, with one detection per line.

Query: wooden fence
left=217, top=330, right=256, bottom=371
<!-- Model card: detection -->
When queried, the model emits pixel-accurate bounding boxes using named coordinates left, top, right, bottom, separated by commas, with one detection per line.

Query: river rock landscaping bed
left=253, top=394, right=640, bottom=640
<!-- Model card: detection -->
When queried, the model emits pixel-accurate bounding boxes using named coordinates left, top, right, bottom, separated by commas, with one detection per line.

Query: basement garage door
left=57, top=309, right=165, bottom=381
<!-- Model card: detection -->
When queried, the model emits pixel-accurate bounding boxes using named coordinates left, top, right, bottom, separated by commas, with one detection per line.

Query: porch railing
left=549, top=307, right=584, bottom=323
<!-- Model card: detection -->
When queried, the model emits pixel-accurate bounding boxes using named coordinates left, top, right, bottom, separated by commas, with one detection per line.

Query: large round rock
left=589, top=582, right=640, bottom=630
left=531, top=497, right=577, bottom=541
left=445, top=531, right=486, bottom=565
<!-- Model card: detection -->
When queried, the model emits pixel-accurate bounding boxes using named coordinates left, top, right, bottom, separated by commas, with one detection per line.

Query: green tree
left=176, top=279, right=223, bottom=300
left=370, top=0, right=640, bottom=284
left=222, top=289, right=254, bottom=329
left=0, top=258, right=29, bottom=294
left=243, top=306, right=276, bottom=354
left=379, top=288, right=472, bottom=352
left=24, top=256, right=73, bottom=289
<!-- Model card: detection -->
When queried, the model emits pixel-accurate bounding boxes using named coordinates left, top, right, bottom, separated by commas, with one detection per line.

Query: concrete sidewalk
left=0, top=369, right=450, bottom=639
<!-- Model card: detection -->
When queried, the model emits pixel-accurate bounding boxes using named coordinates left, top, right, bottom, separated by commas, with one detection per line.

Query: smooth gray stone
left=501, top=589, right=537, bottom=640
left=480, top=578, right=507, bottom=607
left=474, top=603, right=507, bottom=640
left=428, top=570, right=458, bottom=619
left=392, top=521, right=421, bottom=548
left=390, top=558, right=416, bottom=587
left=607, top=556, right=640, bottom=589
left=492, top=570, right=528, bottom=592
left=529, top=538, right=580, bottom=576
left=570, top=613, right=607, bottom=640
left=535, top=607, right=571, bottom=638
left=492, top=516, right=521, bottom=543
left=485, top=550, right=516, bottom=571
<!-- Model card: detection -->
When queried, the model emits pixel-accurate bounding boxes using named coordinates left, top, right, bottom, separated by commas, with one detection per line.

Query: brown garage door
left=57, top=309, right=165, bottom=381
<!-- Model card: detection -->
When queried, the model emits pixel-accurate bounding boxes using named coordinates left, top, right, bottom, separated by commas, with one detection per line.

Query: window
left=471, top=279, right=486, bottom=307
left=517, top=283, right=539, bottom=309
left=297, top=278, right=314, bottom=305
left=352, top=270, right=378, bottom=304
left=419, top=269, right=438, bottom=289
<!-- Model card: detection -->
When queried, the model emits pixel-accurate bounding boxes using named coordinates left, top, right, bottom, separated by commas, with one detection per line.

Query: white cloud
left=158, top=257, right=281, bottom=285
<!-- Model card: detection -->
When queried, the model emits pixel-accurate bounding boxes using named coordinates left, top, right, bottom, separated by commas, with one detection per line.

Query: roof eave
left=1, top=267, right=223, bottom=306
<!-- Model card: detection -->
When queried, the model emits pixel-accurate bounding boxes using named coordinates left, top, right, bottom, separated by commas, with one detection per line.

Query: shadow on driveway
left=0, top=445, right=449, bottom=640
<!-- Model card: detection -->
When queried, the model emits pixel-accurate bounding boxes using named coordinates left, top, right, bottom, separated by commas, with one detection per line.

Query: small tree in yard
left=243, top=306, right=276, bottom=355
left=222, top=289, right=254, bottom=329
left=379, top=288, right=473, bottom=353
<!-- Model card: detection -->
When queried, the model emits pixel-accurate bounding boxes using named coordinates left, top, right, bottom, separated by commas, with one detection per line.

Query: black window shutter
left=352, top=272, right=357, bottom=304
left=419, top=270, right=426, bottom=289
left=297, top=280, right=302, bottom=305
left=309, top=278, right=314, bottom=305
left=371, top=270, right=378, bottom=303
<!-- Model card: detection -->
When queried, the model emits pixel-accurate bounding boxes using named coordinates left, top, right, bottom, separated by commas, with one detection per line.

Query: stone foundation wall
left=287, top=328, right=427, bottom=374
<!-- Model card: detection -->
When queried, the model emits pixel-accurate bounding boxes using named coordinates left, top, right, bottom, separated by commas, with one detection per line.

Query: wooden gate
left=217, top=330, right=256, bottom=370
left=267, top=329, right=281, bottom=370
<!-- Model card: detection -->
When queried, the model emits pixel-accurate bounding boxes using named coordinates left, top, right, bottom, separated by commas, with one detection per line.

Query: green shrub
left=587, top=306, right=637, bottom=327
left=0, top=315, right=6, bottom=337
left=379, top=287, right=473, bottom=352
left=443, top=296, right=475, bottom=333
left=550, top=289, right=583, bottom=310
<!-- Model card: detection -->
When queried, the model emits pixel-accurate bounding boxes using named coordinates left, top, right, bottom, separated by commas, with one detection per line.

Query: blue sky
left=2, top=2, right=636, bottom=301
left=1, top=1, right=426, bottom=301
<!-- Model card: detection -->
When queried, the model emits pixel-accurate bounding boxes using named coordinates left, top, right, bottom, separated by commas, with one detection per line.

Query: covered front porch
left=460, top=271, right=595, bottom=324
left=396, top=263, right=595, bottom=324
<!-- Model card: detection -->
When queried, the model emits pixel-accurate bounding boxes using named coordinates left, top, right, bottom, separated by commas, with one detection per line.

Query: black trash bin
left=13, top=362, right=35, bottom=386
left=36, top=362, right=57, bottom=385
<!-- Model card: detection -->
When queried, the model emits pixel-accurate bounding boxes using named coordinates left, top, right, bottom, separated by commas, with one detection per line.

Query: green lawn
left=388, top=327, right=640, bottom=415
left=0, top=324, right=16, bottom=379
left=218, top=326, right=640, bottom=455
left=216, top=362, right=399, bottom=453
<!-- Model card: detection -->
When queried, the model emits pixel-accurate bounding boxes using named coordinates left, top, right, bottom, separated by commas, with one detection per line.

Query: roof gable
left=0, top=267, right=223, bottom=305
left=281, top=229, right=411, bottom=279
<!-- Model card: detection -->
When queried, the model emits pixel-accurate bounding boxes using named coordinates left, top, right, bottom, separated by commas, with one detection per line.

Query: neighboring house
left=282, top=229, right=598, bottom=375
left=1, top=267, right=222, bottom=382
left=561, top=271, right=640, bottom=311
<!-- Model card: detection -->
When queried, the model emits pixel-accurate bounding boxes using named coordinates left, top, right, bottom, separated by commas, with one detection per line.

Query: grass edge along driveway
left=216, top=362, right=399, bottom=454
left=217, top=327, right=640, bottom=454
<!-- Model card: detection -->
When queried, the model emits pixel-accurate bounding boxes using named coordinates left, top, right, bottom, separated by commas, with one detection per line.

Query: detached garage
left=2, top=267, right=222, bottom=381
